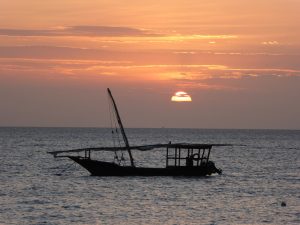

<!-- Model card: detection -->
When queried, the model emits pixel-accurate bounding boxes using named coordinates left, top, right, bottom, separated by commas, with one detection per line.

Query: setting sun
left=171, top=91, right=192, bottom=102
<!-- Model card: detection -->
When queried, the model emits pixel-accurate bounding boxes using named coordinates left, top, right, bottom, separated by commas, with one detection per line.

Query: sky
left=0, top=0, right=299, bottom=129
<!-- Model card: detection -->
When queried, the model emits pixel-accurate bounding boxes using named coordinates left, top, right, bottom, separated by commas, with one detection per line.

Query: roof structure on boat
left=48, top=143, right=232, bottom=156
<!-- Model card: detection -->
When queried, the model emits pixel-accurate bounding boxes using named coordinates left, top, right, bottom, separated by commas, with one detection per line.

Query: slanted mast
left=107, top=88, right=135, bottom=167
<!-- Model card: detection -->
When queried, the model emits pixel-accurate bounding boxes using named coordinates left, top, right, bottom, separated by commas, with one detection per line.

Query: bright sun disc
left=171, top=91, right=192, bottom=102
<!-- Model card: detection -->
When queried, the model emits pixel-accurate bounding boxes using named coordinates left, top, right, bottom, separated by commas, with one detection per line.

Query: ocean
left=0, top=127, right=299, bottom=224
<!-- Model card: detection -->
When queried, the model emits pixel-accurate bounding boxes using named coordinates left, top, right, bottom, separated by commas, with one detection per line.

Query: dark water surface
left=0, top=128, right=299, bottom=224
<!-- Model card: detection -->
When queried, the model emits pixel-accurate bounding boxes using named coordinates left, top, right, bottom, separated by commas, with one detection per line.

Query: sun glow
left=171, top=91, right=192, bottom=102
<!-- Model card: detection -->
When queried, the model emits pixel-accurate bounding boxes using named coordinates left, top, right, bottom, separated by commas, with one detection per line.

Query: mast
left=107, top=88, right=135, bottom=167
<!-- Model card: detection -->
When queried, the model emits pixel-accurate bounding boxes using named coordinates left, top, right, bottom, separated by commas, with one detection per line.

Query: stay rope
left=108, top=94, right=125, bottom=165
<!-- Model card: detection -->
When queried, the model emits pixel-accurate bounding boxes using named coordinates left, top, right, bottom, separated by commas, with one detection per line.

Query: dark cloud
left=66, top=26, right=156, bottom=36
left=0, top=26, right=158, bottom=37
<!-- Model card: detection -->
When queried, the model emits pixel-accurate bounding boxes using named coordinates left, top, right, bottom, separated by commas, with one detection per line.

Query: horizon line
left=0, top=125, right=299, bottom=131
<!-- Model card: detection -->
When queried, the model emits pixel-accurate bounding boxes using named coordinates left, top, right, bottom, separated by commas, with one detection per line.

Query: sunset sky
left=0, top=0, right=299, bottom=129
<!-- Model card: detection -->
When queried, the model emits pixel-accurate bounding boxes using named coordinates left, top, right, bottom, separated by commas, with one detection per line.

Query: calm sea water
left=0, top=128, right=299, bottom=225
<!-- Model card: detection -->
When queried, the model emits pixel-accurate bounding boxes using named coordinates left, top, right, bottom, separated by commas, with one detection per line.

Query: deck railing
left=166, top=145, right=212, bottom=167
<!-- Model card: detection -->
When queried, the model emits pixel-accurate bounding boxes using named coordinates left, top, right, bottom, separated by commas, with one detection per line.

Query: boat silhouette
left=48, top=88, right=224, bottom=176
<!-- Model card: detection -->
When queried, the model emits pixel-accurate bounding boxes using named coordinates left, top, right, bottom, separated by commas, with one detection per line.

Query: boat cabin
left=166, top=144, right=212, bottom=168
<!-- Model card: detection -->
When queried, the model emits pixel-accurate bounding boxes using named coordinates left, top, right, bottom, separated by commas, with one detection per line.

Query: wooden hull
left=69, top=156, right=221, bottom=176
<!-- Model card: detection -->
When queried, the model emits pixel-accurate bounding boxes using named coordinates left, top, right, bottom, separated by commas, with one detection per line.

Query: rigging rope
left=55, top=161, right=77, bottom=176
left=108, top=93, right=126, bottom=165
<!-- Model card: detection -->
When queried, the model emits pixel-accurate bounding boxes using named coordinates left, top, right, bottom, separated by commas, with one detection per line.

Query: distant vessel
left=48, top=88, right=225, bottom=176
